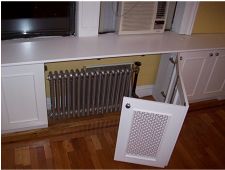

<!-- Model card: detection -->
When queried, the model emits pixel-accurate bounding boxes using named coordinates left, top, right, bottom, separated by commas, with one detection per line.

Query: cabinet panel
left=114, top=97, right=188, bottom=167
left=1, top=90, right=8, bottom=131
left=179, top=49, right=225, bottom=102
left=115, top=57, right=189, bottom=168
left=179, top=51, right=209, bottom=101
left=2, top=74, right=39, bottom=123
left=202, top=50, right=225, bottom=97
left=1, top=64, right=48, bottom=133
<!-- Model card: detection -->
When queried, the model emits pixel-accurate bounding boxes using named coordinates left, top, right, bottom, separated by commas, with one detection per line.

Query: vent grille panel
left=126, top=110, right=169, bottom=159
left=156, top=2, right=167, bottom=19
left=118, top=2, right=168, bottom=34
left=121, top=2, right=156, bottom=31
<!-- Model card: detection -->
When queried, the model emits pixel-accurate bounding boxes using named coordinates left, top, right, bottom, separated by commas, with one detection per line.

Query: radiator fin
left=48, top=64, right=134, bottom=120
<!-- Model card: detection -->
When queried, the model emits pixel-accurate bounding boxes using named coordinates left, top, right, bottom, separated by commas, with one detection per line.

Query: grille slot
left=126, top=110, right=169, bottom=159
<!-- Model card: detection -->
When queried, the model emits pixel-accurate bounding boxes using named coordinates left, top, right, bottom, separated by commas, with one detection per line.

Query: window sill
left=2, top=32, right=225, bottom=67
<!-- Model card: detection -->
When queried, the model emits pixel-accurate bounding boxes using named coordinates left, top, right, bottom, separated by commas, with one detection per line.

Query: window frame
left=76, top=1, right=199, bottom=37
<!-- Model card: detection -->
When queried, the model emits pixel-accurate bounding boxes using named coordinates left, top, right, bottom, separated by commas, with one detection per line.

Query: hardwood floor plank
left=21, top=147, right=31, bottom=166
left=29, top=147, right=39, bottom=169
left=69, top=138, right=94, bottom=169
left=85, top=136, right=102, bottom=169
left=14, top=146, right=31, bottom=167
left=43, top=143, right=52, bottom=159
left=50, top=141, right=71, bottom=169
left=90, top=135, right=102, bottom=150
left=14, top=147, right=23, bottom=166
left=205, top=147, right=225, bottom=168
left=2, top=112, right=120, bottom=144
left=36, top=146, right=48, bottom=169
left=2, top=99, right=225, bottom=169
left=103, top=131, right=114, bottom=147
left=43, top=143, right=54, bottom=168
left=62, top=140, right=74, bottom=152
left=2, top=146, right=15, bottom=169
left=175, top=140, right=198, bottom=168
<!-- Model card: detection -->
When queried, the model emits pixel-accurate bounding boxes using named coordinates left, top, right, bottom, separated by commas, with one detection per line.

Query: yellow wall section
left=45, top=55, right=160, bottom=97
left=192, top=2, right=225, bottom=34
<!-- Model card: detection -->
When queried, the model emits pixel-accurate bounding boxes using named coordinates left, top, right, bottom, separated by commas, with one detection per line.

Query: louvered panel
left=156, top=2, right=167, bottom=19
left=121, top=2, right=156, bottom=32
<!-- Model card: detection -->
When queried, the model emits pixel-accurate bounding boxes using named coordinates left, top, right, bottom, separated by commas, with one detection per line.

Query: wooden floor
left=2, top=100, right=225, bottom=169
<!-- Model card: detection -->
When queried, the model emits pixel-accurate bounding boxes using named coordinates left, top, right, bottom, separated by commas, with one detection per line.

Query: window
left=99, top=2, right=177, bottom=34
left=1, top=2, right=76, bottom=40
left=99, top=2, right=118, bottom=34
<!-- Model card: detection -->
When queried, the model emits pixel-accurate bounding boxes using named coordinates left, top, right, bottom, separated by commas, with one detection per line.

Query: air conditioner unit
left=116, top=2, right=169, bottom=35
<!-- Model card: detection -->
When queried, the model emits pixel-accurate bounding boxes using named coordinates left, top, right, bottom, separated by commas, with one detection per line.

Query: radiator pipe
left=132, top=61, right=141, bottom=98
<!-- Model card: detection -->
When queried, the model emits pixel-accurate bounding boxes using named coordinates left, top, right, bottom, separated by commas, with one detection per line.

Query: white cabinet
left=115, top=58, right=189, bottom=168
left=179, top=49, right=225, bottom=102
left=198, top=49, right=225, bottom=99
left=1, top=64, right=48, bottom=133
left=178, top=50, right=210, bottom=101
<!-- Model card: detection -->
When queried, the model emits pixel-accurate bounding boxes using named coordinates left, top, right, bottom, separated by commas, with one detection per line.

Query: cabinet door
left=200, top=49, right=225, bottom=99
left=1, top=64, right=48, bottom=133
left=179, top=50, right=225, bottom=102
left=179, top=50, right=210, bottom=101
left=114, top=59, right=189, bottom=168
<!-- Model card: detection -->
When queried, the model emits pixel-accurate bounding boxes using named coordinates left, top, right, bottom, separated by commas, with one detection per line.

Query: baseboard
left=217, top=95, right=225, bottom=100
left=46, top=84, right=155, bottom=109
left=188, top=95, right=225, bottom=103
left=135, top=84, right=154, bottom=98
left=2, top=124, right=48, bottom=134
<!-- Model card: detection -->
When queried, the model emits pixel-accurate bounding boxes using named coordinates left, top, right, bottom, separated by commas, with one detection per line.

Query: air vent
left=117, top=2, right=168, bottom=35
left=121, top=2, right=155, bottom=32
left=156, top=2, right=167, bottom=19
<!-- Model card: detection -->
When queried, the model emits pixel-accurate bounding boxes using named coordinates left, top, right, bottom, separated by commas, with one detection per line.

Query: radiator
left=47, top=63, right=139, bottom=120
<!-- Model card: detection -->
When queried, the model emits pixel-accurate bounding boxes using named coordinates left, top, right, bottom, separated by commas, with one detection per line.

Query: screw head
left=125, top=103, right=131, bottom=109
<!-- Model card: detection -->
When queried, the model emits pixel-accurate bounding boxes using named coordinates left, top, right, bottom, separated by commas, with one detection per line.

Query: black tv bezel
left=1, top=2, right=76, bottom=40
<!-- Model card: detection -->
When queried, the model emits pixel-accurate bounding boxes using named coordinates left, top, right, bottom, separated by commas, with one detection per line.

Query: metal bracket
left=131, top=61, right=142, bottom=98
left=161, top=91, right=166, bottom=98
left=169, top=57, right=178, bottom=65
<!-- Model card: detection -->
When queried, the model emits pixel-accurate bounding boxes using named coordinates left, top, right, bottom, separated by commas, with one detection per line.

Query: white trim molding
left=172, top=2, right=199, bottom=35
left=135, top=84, right=155, bottom=98
left=76, top=2, right=100, bottom=37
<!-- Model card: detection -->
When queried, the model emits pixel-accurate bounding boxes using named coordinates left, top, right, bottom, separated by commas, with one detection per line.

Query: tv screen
left=1, top=2, right=76, bottom=40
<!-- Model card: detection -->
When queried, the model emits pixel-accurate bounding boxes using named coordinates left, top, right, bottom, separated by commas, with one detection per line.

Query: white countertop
left=1, top=32, right=225, bottom=67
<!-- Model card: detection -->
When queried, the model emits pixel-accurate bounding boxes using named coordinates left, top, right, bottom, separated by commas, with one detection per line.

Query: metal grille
left=156, top=2, right=167, bottom=19
left=126, top=110, right=169, bottom=159
left=47, top=64, right=134, bottom=120
left=121, top=2, right=155, bottom=31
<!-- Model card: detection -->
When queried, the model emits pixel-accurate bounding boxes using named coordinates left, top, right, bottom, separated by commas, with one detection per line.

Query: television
left=1, top=2, right=76, bottom=40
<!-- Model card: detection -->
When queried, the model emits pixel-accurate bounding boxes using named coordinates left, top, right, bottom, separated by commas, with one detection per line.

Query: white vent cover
left=126, top=110, right=169, bottom=159
left=117, top=2, right=169, bottom=35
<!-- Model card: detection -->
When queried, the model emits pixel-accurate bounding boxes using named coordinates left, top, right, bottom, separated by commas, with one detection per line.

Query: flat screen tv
left=1, top=2, right=76, bottom=40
